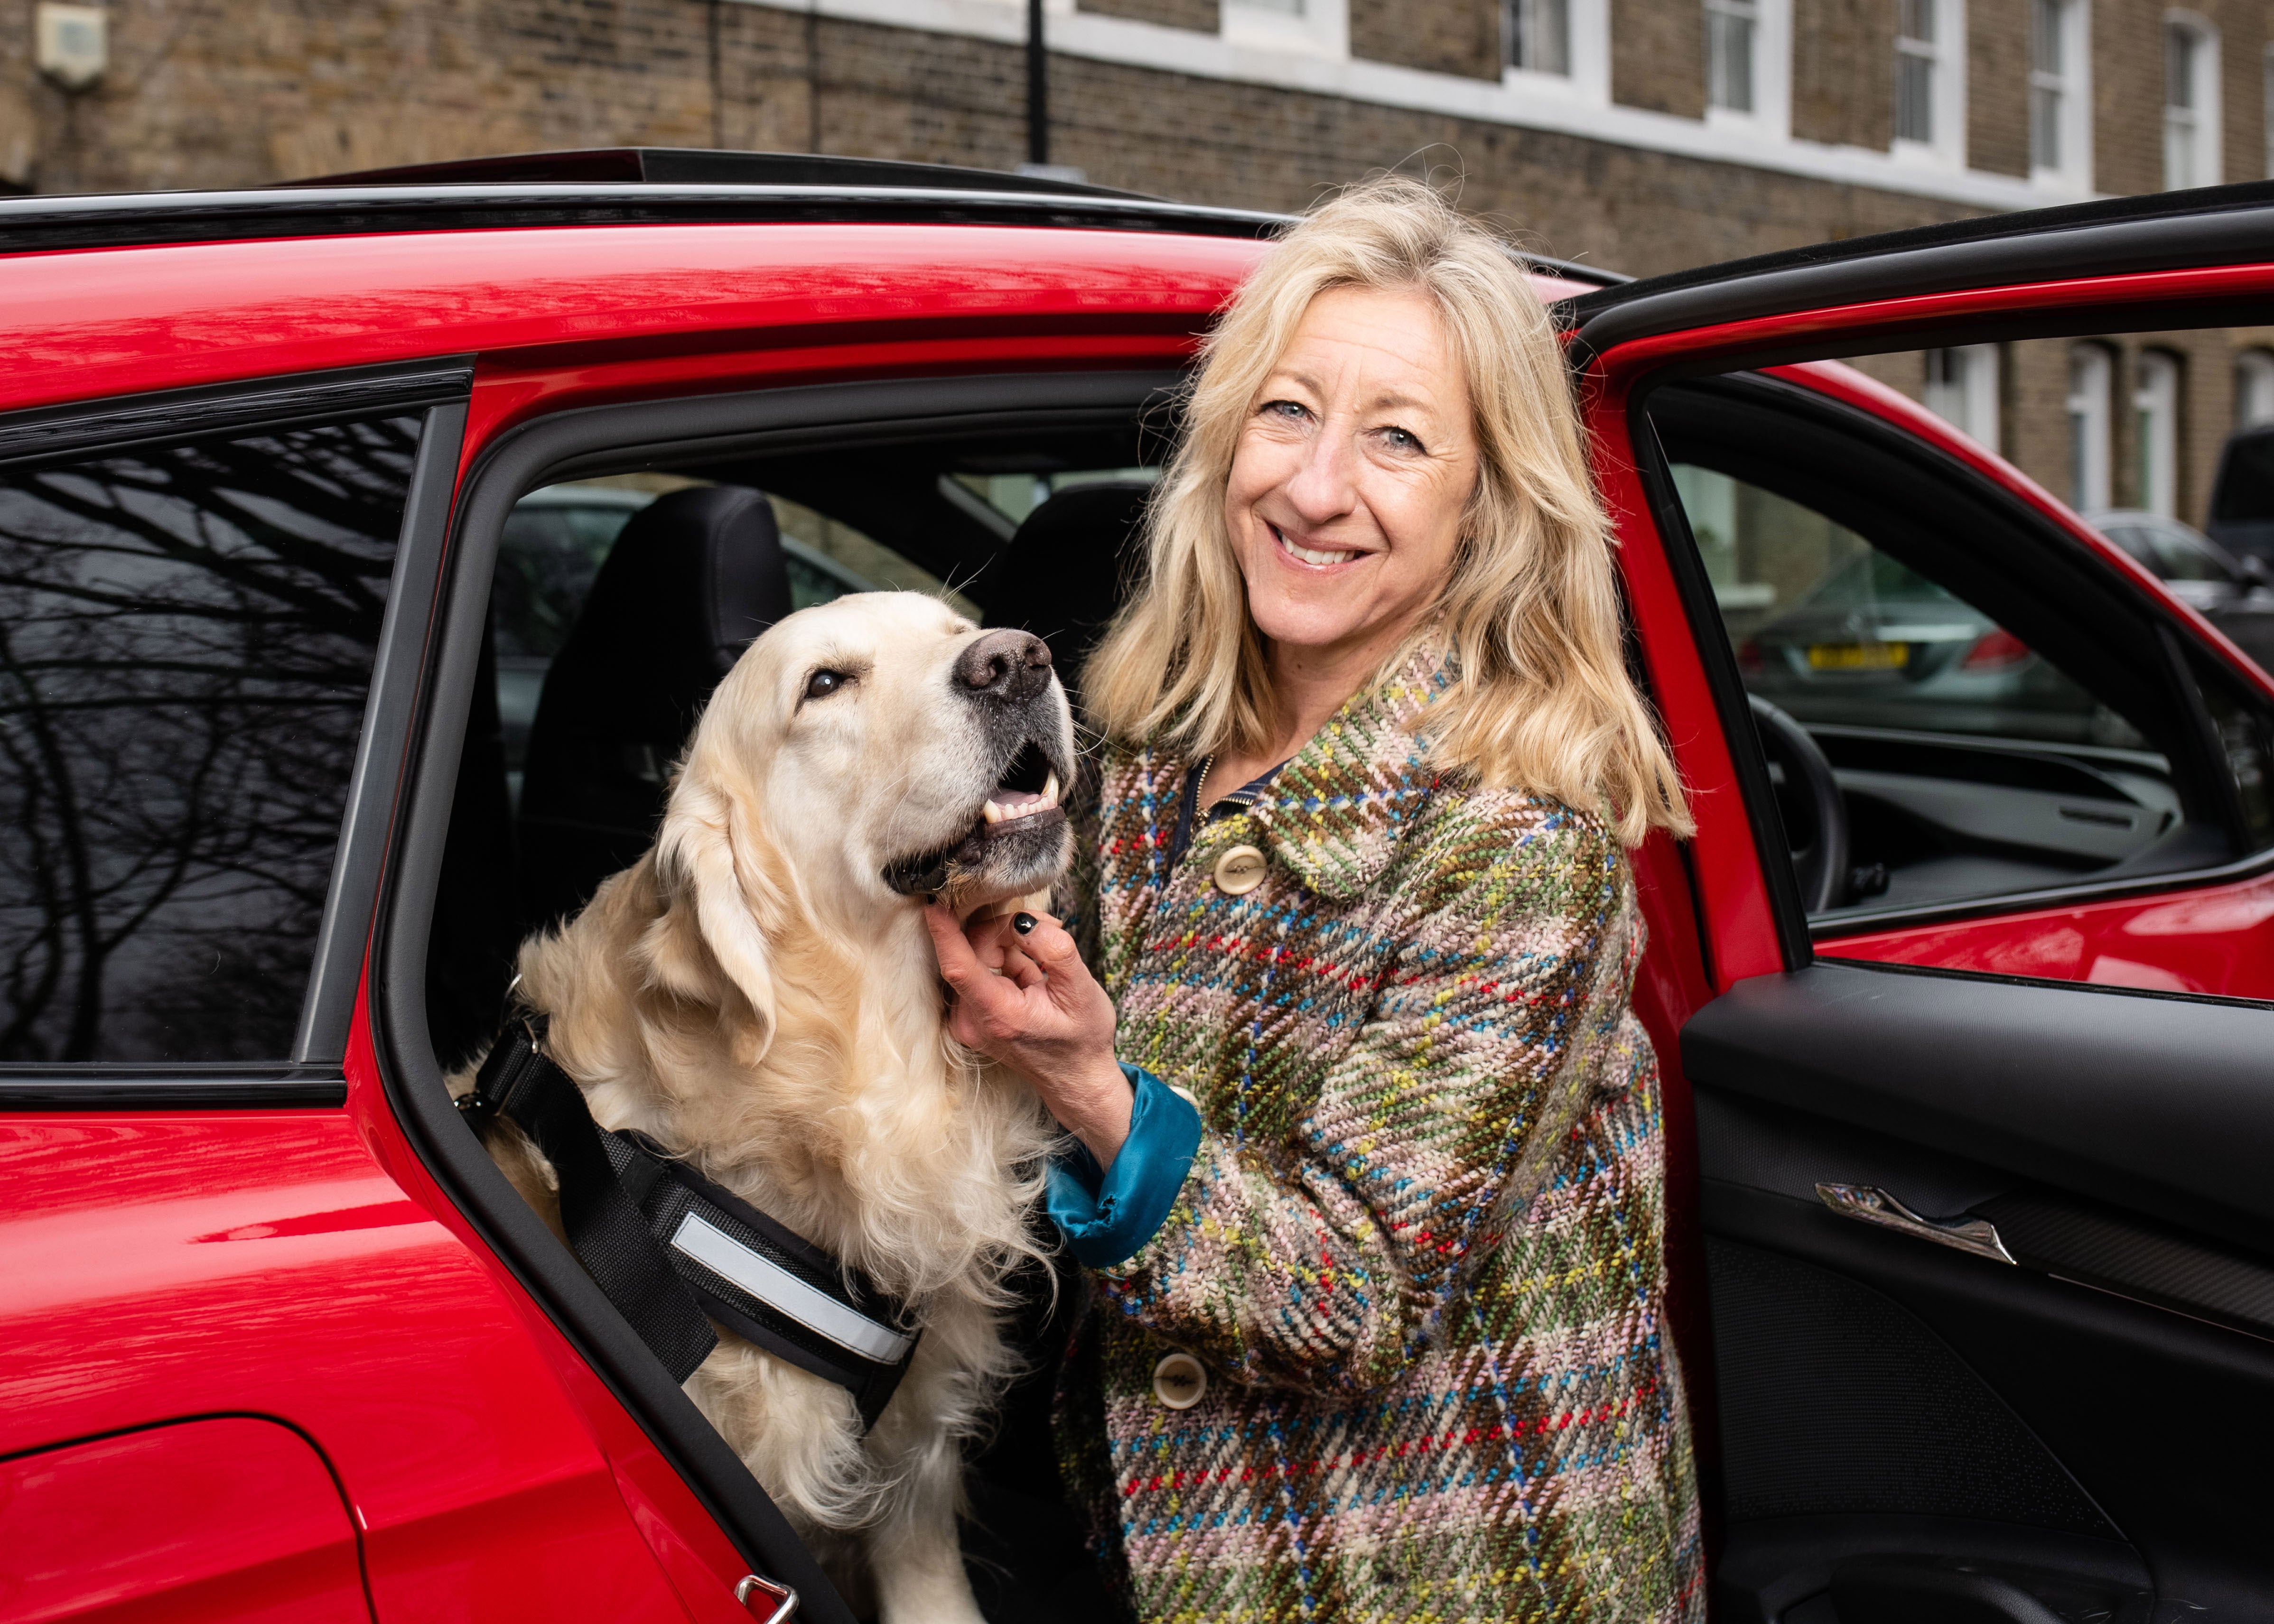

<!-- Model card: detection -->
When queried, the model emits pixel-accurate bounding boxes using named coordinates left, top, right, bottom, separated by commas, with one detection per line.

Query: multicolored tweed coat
left=1050, top=649, right=1705, bottom=1624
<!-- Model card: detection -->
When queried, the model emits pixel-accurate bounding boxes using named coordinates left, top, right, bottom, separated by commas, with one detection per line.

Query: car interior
left=404, top=351, right=2274, bottom=1624
left=420, top=406, right=1164, bottom=1617
left=1639, top=342, right=2274, bottom=1621
left=427, top=417, right=1164, bottom=1074
left=1649, top=370, right=2274, bottom=931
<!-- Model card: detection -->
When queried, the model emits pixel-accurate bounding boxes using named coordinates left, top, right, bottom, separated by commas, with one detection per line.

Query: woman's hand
left=924, top=903, right=1133, bottom=1166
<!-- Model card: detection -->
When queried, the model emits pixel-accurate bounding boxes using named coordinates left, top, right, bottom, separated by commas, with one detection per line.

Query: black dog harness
left=459, top=1015, right=921, bottom=1430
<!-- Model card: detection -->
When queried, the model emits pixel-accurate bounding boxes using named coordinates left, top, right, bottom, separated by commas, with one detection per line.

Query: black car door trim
left=1623, top=410, right=1815, bottom=970
left=1565, top=182, right=2274, bottom=363
left=370, top=368, right=1182, bottom=1624
left=0, top=357, right=476, bottom=471
left=1682, top=957, right=2274, bottom=1258
left=0, top=1069, right=349, bottom=1110
left=291, top=400, right=470, bottom=1065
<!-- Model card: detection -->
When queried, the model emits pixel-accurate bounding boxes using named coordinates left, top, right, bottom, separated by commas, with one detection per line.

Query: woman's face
left=1223, top=285, right=1479, bottom=672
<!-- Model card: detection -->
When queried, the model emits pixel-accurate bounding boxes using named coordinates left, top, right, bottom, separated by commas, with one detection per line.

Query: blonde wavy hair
left=1083, top=176, right=1691, bottom=844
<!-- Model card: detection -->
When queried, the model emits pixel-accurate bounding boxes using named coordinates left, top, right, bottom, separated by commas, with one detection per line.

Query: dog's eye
left=804, top=669, right=851, bottom=700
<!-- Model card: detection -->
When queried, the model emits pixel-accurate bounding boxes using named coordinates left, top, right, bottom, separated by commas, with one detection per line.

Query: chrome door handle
left=1816, top=1183, right=2015, bottom=1265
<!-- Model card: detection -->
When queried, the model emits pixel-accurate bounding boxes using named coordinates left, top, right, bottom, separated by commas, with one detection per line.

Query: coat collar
left=1215, top=645, right=1455, bottom=901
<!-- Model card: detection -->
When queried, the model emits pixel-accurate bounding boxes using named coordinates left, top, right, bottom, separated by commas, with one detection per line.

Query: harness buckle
left=734, top=1574, right=799, bottom=1622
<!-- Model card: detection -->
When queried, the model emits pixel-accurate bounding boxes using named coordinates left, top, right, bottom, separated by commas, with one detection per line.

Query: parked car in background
left=2208, top=418, right=2274, bottom=565
left=5, top=151, right=2274, bottom=1624
left=2088, top=506, right=2274, bottom=674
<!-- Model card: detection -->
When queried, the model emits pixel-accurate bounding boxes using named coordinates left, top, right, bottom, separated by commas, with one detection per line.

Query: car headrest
left=982, top=480, right=1153, bottom=686
left=517, top=484, right=792, bottom=925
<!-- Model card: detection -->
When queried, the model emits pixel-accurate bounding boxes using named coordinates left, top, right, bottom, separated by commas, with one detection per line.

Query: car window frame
left=372, top=367, right=1183, bottom=1624
left=0, top=359, right=471, bottom=1106
left=1631, top=364, right=2274, bottom=947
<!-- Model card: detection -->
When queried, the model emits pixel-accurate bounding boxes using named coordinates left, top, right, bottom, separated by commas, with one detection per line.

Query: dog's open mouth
left=980, top=740, right=1062, bottom=830
left=882, top=738, right=1070, bottom=898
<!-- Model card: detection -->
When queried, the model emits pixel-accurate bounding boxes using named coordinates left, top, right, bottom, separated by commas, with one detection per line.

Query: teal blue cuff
left=1044, top=1063, right=1202, bottom=1269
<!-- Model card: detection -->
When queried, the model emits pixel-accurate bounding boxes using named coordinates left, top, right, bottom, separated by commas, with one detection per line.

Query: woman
left=927, top=176, right=1703, bottom=1623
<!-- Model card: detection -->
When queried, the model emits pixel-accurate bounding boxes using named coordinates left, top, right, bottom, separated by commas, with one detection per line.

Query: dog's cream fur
left=459, top=592, right=1073, bottom=1621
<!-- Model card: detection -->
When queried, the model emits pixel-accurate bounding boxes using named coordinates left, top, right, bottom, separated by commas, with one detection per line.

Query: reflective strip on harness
left=670, top=1211, right=918, bottom=1365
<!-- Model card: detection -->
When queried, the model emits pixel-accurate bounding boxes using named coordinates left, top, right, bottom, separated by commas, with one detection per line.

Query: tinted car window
left=0, top=418, right=415, bottom=1061
left=1678, top=463, right=2147, bottom=750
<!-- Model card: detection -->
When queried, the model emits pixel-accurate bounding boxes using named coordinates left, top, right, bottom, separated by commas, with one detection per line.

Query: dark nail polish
left=1012, top=912, right=1037, bottom=935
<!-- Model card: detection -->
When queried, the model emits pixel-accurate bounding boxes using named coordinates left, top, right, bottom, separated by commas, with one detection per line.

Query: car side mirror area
left=2238, top=553, right=2274, bottom=587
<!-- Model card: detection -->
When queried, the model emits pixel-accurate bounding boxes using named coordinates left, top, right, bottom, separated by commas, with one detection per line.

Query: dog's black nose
left=955, top=628, right=1053, bottom=703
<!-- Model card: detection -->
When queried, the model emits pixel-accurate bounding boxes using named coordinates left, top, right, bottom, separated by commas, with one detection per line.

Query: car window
left=1678, top=464, right=2153, bottom=752
left=0, top=418, right=416, bottom=1061
left=2094, top=515, right=2232, bottom=583
left=493, top=479, right=961, bottom=808
left=1652, top=371, right=2255, bottom=925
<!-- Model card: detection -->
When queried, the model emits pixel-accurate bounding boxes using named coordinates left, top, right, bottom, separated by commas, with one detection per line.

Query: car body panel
left=1820, top=867, right=2274, bottom=994
left=9, top=166, right=2274, bottom=1620
left=0, top=1101, right=703, bottom=1623
left=0, top=224, right=1267, bottom=419
left=0, top=1418, right=371, bottom=1624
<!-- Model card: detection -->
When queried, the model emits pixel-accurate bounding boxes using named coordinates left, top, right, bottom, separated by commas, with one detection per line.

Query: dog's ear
left=647, top=777, right=783, bottom=1060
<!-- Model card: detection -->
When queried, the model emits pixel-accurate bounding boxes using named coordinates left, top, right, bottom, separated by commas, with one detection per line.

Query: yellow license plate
left=1806, top=641, right=1909, bottom=670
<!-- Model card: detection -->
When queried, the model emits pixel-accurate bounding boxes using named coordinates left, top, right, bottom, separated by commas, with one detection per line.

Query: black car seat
left=516, top=485, right=794, bottom=929
left=980, top=480, right=1153, bottom=692
left=965, top=477, right=1154, bottom=1619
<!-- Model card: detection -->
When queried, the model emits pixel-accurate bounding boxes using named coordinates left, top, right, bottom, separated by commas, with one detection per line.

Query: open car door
left=1569, top=186, right=2274, bottom=1620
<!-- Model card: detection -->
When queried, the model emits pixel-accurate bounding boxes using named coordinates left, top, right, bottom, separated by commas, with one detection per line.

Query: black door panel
left=1684, top=962, right=2274, bottom=1618
left=1683, top=960, right=2274, bottom=1251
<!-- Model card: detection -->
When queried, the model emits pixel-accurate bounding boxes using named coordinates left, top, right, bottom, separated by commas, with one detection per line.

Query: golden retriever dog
left=460, top=591, right=1073, bottom=1622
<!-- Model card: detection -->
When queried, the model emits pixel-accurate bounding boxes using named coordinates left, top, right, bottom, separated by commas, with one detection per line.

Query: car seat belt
left=459, top=1015, right=921, bottom=1430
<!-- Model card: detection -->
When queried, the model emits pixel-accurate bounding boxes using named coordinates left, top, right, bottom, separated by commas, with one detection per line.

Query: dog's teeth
left=1043, top=770, right=1060, bottom=805
left=983, top=801, right=1004, bottom=824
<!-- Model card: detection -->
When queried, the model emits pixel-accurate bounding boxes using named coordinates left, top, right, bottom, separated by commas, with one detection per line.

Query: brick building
left=4, top=0, right=2272, bottom=519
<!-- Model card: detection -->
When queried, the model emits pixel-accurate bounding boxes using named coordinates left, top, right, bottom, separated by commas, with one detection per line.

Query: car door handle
left=1816, top=1183, right=2016, bottom=1266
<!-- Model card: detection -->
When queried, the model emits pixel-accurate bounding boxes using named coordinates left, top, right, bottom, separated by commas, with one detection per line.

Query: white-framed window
left=2163, top=14, right=2221, bottom=190
left=1508, top=0, right=1570, bottom=74
left=2264, top=45, right=2274, bottom=177
left=2236, top=350, right=2274, bottom=429
left=2135, top=350, right=2182, bottom=517
left=1506, top=0, right=1608, bottom=97
left=1221, top=0, right=1346, bottom=57
left=2030, top=0, right=2090, bottom=182
left=1893, top=0, right=1965, bottom=161
left=1704, top=0, right=1788, bottom=128
left=2068, top=343, right=2114, bottom=512
left=1924, top=344, right=2000, bottom=450
left=1896, top=0, right=1935, bottom=141
left=1706, top=0, right=1757, bottom=111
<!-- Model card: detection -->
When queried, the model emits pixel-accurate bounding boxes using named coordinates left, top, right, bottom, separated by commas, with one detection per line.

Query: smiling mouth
left=882, top=739, right=1067, bottom=896
left=1271, top=522, right=1362, bottom=568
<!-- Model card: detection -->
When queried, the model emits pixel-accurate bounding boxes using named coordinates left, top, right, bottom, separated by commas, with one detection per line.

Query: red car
left=4, top=150, right=2271, bottom=1622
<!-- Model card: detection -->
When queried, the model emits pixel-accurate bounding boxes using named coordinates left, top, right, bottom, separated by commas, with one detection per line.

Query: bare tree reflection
left=0, top=417, right=414, bottom=1062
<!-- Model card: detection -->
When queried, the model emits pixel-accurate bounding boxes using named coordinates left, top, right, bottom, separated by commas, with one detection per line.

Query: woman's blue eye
left=1265, top=400, right=1307, bottom=420
left=1383, top=427, right=1422, bottom=451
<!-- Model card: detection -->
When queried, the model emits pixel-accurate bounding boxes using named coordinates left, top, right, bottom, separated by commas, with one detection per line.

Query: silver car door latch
left=1815, top=1182, right=2016, bottom=1266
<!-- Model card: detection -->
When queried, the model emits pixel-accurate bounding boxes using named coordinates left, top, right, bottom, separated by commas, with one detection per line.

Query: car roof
left=1569, top=176, right=2274, bottom=319
left=0, top=147, right=1626, bottom=289
left=1564, top=177, right=2274, bottom=356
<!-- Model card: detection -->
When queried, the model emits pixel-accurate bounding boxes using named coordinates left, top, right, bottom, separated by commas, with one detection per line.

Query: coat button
left=1152, top=1351, right=1207, bottom=1410
left=1212, top=844, right=1267, bottom=895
